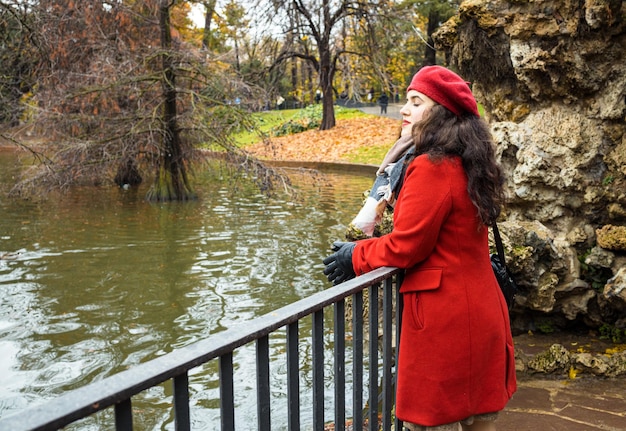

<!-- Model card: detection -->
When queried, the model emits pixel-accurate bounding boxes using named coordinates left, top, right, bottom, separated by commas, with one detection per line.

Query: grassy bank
left=233, top=105, right=369, bottom=144
left=233, top=105, right=399, bottom=165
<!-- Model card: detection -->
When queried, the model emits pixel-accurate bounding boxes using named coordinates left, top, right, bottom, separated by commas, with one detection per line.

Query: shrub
left=271, top=105, right=322, bottom=136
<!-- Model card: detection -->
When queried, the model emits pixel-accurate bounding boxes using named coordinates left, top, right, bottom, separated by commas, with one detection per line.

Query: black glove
left=323, top=241, right=356, bottom=285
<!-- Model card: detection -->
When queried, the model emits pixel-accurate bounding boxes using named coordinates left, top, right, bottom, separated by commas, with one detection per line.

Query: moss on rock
left=596, top=225, right=626, bottom=251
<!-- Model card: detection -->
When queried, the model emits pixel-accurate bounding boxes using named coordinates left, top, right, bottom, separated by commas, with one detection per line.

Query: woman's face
left=400, top=90, right=436, bottom=137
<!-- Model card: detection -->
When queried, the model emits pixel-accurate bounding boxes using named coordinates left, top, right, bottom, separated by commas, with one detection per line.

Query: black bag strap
left=491, top=221, right=507, bottom=270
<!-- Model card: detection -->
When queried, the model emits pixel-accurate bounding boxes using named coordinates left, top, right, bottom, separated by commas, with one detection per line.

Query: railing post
left=352, top=291, right=364, bottom=431
left=312, top=309, right=325, bottom=430
left=382, top=277, right=393, bottom=431
left=395, top=273, right=404, bottom=431
left=114, top=398, right=133, bottom=431
left=287, top=322, right=300, bottom=431
left=173, top=372, right=190, bottom=431
left=220, top=352, right=235, bottom=430
left=368, top=284, right=379, bottom=430
left=256, top=335, right=271, bottom=431
left=334, top=299, right=346, bottom=431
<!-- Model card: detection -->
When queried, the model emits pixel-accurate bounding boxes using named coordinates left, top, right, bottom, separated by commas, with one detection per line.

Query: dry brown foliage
left=247, top=116, right=401, bottom=163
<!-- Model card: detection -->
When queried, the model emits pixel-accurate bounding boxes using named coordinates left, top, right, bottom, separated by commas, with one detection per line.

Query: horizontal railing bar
left=0, top=267, right=401, bottom=431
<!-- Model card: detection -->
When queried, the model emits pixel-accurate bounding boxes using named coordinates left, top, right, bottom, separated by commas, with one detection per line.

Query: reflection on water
left=0, top=150, right=375, bottom=429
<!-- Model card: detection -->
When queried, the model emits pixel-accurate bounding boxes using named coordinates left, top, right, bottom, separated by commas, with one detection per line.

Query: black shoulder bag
left=490, top=222, right=518, bottom=311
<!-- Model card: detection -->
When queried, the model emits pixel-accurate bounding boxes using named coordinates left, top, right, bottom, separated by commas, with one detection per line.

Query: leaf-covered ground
left=246, top=116, right=400, bottom=164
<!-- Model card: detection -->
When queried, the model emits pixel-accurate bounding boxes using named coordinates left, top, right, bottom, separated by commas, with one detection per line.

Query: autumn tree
left=410, top=0, right=459, bottom=67
left=150, top=0, right=195, bottom=201
left=221, top=0, right=248, bottom=71
left=331, top=0, right=458, bottom=102
left=0, top=1, right=39, bottom=127
left=260, top=0, right=391, bottom=130
left=7, top=0, right=281, bottom=200
left=334, top=0, right=417, bottom=100
left=187, top=0, right=218, bottom=49
left=256, top=0, right=460, bottom=119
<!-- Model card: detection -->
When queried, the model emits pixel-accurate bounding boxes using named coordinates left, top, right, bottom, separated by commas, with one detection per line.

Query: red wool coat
left=352, top=155, right=516, bottom=427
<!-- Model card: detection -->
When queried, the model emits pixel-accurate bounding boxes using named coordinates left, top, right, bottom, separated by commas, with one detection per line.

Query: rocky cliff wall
left=434, top=0, right=626, bottom=335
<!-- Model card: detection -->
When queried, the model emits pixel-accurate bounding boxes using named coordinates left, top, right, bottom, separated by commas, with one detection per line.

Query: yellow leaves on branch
left=247, top=116, right=401, bottom=163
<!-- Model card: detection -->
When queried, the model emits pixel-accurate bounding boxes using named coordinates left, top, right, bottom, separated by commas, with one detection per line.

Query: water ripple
left=0, top=152, right=374, bottom=428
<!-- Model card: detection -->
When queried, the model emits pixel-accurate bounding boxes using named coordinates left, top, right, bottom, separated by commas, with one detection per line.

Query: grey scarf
left=376, top=134, right=414, bottom=176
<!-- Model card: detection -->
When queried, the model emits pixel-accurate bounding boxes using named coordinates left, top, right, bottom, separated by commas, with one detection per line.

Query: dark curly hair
left=408, top=104, right=505, bottom=226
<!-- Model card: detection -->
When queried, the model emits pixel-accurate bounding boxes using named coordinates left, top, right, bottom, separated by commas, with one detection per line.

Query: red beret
left=407, top=66, right=479, bottom=117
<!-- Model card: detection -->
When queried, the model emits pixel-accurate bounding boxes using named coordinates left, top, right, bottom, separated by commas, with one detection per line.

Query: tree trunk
left=423, top=9, right=439, bottom=67
left=147, top=0, right=196, bottom=201
left=318, top=47, right=335, bottom=130
left=202, top=0, right=217, bottom=50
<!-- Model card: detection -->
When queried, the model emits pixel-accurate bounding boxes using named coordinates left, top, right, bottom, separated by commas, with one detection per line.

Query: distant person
left=378, top=92, right=389, bottom=114
left=323, top=66, right=516, bottom=431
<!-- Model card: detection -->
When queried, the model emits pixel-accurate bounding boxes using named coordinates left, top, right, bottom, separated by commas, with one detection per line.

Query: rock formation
left=434, top=0, right=626, bottom=334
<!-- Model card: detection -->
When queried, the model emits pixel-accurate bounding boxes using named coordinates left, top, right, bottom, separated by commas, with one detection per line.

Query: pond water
left=0, top=149, right=376, bottom=430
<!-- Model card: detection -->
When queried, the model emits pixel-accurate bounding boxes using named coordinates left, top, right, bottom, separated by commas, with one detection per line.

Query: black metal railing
left=0, top=267, right=404, bottom=431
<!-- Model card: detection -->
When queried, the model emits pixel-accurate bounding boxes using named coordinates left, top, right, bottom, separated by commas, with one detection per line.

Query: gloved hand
left=323, top=241, right=356, bottom=285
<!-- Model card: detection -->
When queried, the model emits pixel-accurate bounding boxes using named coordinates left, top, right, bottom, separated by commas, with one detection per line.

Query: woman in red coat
left=324, top=66, right=516, bottom=431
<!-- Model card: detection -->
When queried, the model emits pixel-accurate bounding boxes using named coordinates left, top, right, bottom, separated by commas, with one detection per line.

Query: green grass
left=345, top=143, right=390, bottom=165
left=233, top=109, right=300, bottom=146
left=232, top=105, right=368, bottom=147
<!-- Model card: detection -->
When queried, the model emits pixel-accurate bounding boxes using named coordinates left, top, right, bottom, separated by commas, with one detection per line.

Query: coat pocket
left=404, top=292, right=425, bottom=329
left=399, top=267, right=443, bottom=293
left=400, top=268, right=442, bottom=330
